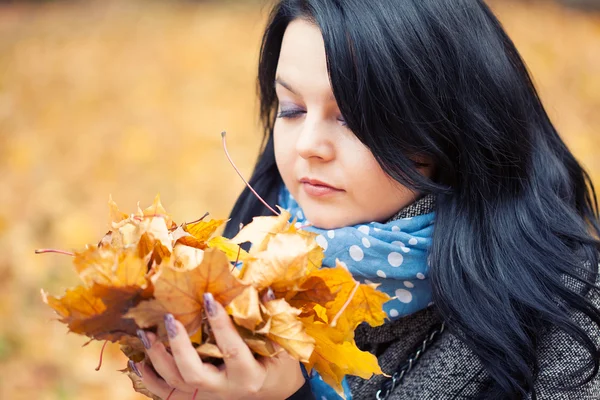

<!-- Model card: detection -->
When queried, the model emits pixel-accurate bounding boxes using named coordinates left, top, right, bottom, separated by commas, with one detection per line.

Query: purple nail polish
left=137, top=329, right=151, bottom=350
left=164, top=313, right=178, bottom=339
left=128, top=359, right=142, bottom=378
left=204, top=293, right=217, bottom=317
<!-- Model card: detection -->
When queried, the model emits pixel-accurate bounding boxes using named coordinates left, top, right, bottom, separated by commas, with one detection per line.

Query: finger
left=203, top=293, right=263, bottom=383
left=164, top=313, right=224, bottom=389
left=137, top=361, right=178, bottom=400
left=140, top=330, right=195, bottom=393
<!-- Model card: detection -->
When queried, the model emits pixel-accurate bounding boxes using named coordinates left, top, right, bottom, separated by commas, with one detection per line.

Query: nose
left=295, top=117, right=335, bottom=162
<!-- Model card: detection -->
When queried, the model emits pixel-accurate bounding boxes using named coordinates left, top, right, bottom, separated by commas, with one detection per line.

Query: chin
left=303, top=212, right=350, bottom=230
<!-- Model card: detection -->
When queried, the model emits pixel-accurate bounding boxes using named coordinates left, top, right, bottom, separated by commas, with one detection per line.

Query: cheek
left=273, top=127, right=294, bottom=181
left=344, top=149, right=417, bottom=221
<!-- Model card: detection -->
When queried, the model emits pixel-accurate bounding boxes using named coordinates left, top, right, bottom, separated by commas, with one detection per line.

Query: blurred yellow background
left=0, top=0, right=598, bottom=399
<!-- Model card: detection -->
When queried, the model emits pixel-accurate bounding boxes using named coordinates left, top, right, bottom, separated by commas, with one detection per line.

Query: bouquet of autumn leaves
left=39, top=195, right=390, bottom=398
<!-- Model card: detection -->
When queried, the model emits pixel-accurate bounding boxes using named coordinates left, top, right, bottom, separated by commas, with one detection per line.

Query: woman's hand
left=130, top=293, right=307, bottom=400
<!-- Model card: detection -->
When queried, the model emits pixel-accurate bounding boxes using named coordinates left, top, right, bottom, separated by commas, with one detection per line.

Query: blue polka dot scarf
left=278, top=185, right=436, bottom=400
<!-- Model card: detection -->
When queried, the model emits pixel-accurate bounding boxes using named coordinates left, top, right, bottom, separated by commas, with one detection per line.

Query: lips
left=299, top=177, right=343, bottom=197
left=299, top=178, right=341, bottom=190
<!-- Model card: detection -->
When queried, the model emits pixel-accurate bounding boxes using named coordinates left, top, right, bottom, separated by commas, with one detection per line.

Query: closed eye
left=276, top=109, right=306, bottom=119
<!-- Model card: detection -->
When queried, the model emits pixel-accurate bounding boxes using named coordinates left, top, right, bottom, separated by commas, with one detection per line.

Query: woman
left=134, top=1, right=600, bottom=398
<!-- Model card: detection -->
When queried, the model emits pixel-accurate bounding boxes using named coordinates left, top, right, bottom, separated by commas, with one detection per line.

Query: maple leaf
left=237, top=326, right=280, bottom=357
left=73, top=247, right=148, bottom=288
left=241, top=233, right=323, bottom=292
left=226, top=285, right=263, bottom=331
left=124, top=369, right=161, bottom=400
left=126, top=248, right=246, bottom=340
left=301, top=315, right=383, bottom=399
left=40, top=195, right=391, bottom=398
left=140, top=194, right=177, bottom=230
left=229, top=209, right=293, bottom=254
left=172, top=243, right=204, bottom=269
left=119, top=336, right=146, bottom=363
left=42, top=284, right=147, bottom=342
left=307, top=265, right=390, bottom=334
left=207, top=236, right=249, bottom=263
left=44, top=246, right=154, bottom=341
left=181, top=218, right=226, bottom=244
left=264, top=299, right=315, bottom=362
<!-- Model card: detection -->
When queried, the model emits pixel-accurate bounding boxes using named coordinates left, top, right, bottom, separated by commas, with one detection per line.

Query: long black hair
left=224, top=1, right=600, bottom=398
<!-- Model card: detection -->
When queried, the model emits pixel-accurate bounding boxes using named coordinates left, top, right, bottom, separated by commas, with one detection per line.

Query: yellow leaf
left=226, top=286, right=263, bottom=331
left=208, top=236, right=249, bottom=263
left=264, top=299, right=315, bottom=362
left=308, top=265, right=390, bottom=332
left=142, top=194, right=176, bottom=229
left=242, top=233, right=322, bottom=291
left=183, top=218, right=226, bottom=243
left=301, top=316, right=383, bottom=398
left=172, top=243, right=204, bottom=269
left=108, top=195, right=129, bottom=225
left=229, top=209, right=292, bottom=254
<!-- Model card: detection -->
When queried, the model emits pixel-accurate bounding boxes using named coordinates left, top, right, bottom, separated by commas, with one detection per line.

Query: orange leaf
left=126, top=248, right=246, bottom=339
left=42, top=283, right=148, bottom=342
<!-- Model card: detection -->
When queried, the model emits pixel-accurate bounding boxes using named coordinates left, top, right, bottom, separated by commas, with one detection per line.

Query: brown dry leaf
left=42, top=285, right=143, bottom=342
left=264, top=299, right=314, bottom=362
left=287, top=275, right=335, bottom=310
left=126, top=248, right=246, bottom=339
left=125, top=369, right=162, bottom=400
left=123, top=299, right=169, bottom=338
left=119, top=336, right=146, bottom=363
left=226, top=286, right=263, bottom=331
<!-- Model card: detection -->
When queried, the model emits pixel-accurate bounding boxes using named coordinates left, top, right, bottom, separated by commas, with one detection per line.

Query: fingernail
left=137, top=329, right=151, bottom=350
left=265, top=287, right=275, bottom=301
left=204, top=292, right=217, bottom=317
left=164, top=313, right=178, bottom=339
left=128, top=359, right=142, bottom=378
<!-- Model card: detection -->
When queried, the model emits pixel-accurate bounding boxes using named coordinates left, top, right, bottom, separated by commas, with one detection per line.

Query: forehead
left=276, top=19, right=333, bottom=97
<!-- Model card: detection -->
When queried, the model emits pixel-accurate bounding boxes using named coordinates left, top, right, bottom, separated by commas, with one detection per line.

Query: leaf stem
left=330, top=280, right=360, bottom=328
left=221, top=131, right=279, bottom=216
left=35, top=249, right=75, bottom=256
left=185, top=212, right=210, bottom=226
left=95, top=340, right=109, bottom=371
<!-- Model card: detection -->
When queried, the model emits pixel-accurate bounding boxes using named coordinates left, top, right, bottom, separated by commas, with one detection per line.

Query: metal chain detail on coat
left=376, top=322, right=446, bottom=400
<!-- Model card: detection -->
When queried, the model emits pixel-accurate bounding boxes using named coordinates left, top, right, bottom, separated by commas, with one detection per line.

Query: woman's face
left=273, top=19, right=432, bottom=230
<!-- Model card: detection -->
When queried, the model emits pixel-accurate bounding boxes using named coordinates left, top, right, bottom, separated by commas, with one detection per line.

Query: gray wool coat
left=345, top=196, right=600, bottom=400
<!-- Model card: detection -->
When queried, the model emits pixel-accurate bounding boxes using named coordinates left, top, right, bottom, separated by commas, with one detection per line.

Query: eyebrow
left=275, top=77, right=336, bottom=102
